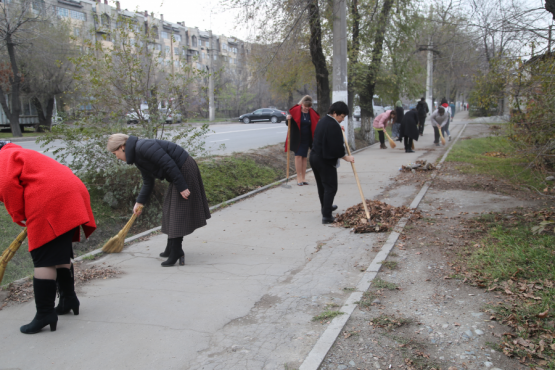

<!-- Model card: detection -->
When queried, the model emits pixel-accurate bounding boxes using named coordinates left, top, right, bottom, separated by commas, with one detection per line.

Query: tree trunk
left=287, top=91, right=294, bottom=110
left=1, top=35, right=23, bottom=137
left=547, top=0, right=555, bottom=19
left=307, top=0, right=330, bottom=116
left=347, top=0, right=360, bottom=150
left=359, top=0, right=394, bottom=144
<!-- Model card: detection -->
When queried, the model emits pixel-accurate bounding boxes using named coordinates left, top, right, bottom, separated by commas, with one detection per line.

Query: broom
left=0, top=228, right=28, bottom=286
left=383, top=130, right=396, bottom=149
left=102, top=206, right=143, bottom=253
left=342, top=131, right=371, bottom=221
left=438, top=125, right=447, bottom=145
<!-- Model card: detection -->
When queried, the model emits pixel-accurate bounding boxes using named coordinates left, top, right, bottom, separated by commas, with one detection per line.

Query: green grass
left=372, top=278, right=398, bottom=290
left=464, top=214, right=555, bottom=365
left=445, top=135, right=546, bottom=190
left=312, top=310, right=345, bottom=322
left=0, top=208, right=33, bottom=286
left=0, top=131, right=45, bottom=139
left=374, top=126, right=394, bottom=142
left=198, top=157, right=279, bottom=205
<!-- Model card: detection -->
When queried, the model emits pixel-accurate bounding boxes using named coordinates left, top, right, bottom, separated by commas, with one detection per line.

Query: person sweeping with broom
left=373, top=110, right=396, bottom=149
left=309, top=102, right=355, bottom=224
left=398, top=107, right=419, bottom=153
left=107, top=134, right=211, bottom=267
left=0, top=141, right=96, bottom=334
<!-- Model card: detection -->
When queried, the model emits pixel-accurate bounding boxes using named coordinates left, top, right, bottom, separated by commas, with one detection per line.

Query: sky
left=115, top=0, right=251, bottom=40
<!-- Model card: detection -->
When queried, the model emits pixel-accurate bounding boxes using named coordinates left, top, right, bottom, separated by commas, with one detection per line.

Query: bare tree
left=0, top=0, right=50, bottom=137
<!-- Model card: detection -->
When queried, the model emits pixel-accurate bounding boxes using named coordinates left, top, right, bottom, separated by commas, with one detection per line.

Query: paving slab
left=0, top=116, right=469, bottom=370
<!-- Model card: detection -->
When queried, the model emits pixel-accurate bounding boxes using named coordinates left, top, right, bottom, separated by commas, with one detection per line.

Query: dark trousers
left=433, top=126, right=447, bottom=143
left=418, top=116, right=426, bottom=134
left=403, top=137, right=413, bottom=151
left=309, top=153, right=338, bottom=218
left=378, top=130, right=385, bottom=145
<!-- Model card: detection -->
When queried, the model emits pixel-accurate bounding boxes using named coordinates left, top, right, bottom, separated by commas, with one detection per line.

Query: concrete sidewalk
left=0, top=113, right=470, bottom=370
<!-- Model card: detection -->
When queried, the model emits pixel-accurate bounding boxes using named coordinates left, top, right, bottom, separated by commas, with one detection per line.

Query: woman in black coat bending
left=398, top=108, right=420, bottom=153
left=309, top=102, right=355, bottom=224
left=107, top=134, right=211, bottom=266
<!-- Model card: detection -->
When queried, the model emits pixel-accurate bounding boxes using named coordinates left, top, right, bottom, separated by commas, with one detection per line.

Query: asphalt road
left=14, top=122, right=289, bottom=163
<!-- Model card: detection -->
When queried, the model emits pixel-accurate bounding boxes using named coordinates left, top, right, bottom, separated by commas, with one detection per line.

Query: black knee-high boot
left=161, top=237, right=185, bottom=267
left=55, top=265, right=80, bottom=315
left=20, top=278, right=58, bottom=334
left=160, top=238, right=171, bottom=258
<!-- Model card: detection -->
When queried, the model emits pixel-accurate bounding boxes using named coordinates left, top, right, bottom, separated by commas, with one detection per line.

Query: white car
left=352, top=96, right=385, bottom=120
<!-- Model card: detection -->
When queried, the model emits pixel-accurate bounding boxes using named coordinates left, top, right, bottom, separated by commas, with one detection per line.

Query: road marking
left=210, top=139, right=229, bottom=143
left=208, top=126, right=286, bottom=136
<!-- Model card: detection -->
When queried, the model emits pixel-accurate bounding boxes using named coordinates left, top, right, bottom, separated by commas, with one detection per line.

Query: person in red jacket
left=0, top=141, right=96, bottom=334
left=285, top=95, right=320, bottom=186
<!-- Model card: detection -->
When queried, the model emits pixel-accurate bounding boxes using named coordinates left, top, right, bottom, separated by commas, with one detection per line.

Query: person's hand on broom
left=181, top=189, right=191, bottom=199
left=133, top=202, right=144, bottom=216
left=342, top=155, right=355, bottom=163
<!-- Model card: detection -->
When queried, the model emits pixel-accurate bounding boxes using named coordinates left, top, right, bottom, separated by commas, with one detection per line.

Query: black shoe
left=55, top=265, right=80, bottom=316
left=322, top=216, right=335, bottom=224
left=159, top=239, right=171, bottom=258
left=21, top=278, right=58, bottom=334
left=331, top=205, right=338, bottom=212
left=406, top=150, right=415, bottom=153
left=162, top=238, right=185, bottom=267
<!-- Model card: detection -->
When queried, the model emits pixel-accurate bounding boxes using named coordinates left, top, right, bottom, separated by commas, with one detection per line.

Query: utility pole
left=332, top=0, right=351, bottom=146
left=208, top=30, right=215, bottom=121
left=425, top=5, right=433, bottom=112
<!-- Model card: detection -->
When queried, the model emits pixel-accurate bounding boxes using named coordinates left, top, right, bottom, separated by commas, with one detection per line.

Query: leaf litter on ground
left=400, top=159, right=437, bottom=172
left=334, top=199, right=421, bottom=233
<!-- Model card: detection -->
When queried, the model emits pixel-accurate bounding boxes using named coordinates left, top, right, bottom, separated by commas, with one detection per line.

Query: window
left=74, top=27, right=80, bottom=37
left=166, top=60, right=171, bottom=66
left=201, top=52, right=205, bottom=60
left=233, top=47, right=238, bottom=53
left=174, top=61, right=179, bottom=67
left=230, top=58, right=234, bottom=64
left=213, top=54, right=217, bottom=61
left=174, top=35, right=181, bottom=42
left=158, top=57, right=164, bottom=64
left=57, top=7, right=69, bottom=18
left=222, top=43, right=227, bottom=51
left=70, top=10, right=86, bottom=21
left=152, top=26, right=159, bottom=39
left=182, top=47, right=187, bottom=56
left=155, top=44, right=161, bottom=51
left=196, top=63, right=202, bottom=69
left=165, top=46, right=170, bottom=54
left=101, top=14, right=110, bottom=27
left=191, top=36, right=197, bottom=47
left=161, top=31, right=168, bottom=39
left=174, top=48, right=180, bottom=55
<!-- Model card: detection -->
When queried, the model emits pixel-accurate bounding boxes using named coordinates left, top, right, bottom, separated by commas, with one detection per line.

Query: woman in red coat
left=284, top=95, right=320, bottom=186
left=0, top=141, right=96, bottom=334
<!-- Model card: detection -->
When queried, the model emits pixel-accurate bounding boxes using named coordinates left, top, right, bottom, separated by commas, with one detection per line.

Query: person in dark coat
left=0, top=140, right=96, bottom=334
left=309, top=101, right=355, bottom=224
left=393, top=100, right=404, bottom=139
left=284, top=95, right=320, bottom=186
left=398, top=109, right=419, bottom=153
left=416, top=97, right=429, bottom=135
left=107, top=134, right=211, bottom=267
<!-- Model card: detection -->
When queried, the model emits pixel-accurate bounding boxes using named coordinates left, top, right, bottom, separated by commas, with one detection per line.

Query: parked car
left=127, top=108, right=182, bottom=124
left=160, top=108, right=182, bottom=124
left=239, top=108, right=287, bottom=124
left=127, top=109, right=149, bottom=124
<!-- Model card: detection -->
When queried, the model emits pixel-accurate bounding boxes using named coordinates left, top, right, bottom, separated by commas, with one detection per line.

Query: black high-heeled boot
left=161, top=237, right=184, bottom=267
left=159, top=238, right=171, bottom=258
left=20, top=278, right=58, bottom=334
left=55, top=265, right=80, bottom=315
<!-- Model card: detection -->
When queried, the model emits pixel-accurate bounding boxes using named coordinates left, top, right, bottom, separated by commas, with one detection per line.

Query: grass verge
left=445, top=135, right=547, bottom=190
left=458, top=210, right=555, bottom=367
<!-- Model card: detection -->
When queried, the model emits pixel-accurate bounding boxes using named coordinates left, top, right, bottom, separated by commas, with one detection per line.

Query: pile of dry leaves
left=334, top=199, right=421, bottom=233
left=400, top=160, right=437, bottom=172
left=0, top=262, right=122, bottom=310
left=483, top=151, right=508, bottom=158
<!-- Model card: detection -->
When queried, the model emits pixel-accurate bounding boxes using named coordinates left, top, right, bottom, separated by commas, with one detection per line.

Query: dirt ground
left=319, top=124, right=553, bottom=370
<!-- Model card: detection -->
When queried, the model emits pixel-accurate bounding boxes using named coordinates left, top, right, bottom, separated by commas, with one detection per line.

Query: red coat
left=0, top=144, right=96, bottom=251
left=284, top=104, right=320, bottom=152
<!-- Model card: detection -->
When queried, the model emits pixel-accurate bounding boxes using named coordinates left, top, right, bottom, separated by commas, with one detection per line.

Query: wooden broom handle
left=342, top=131, right=370, bottom=220
left=286, top=119, right=291, bottom=180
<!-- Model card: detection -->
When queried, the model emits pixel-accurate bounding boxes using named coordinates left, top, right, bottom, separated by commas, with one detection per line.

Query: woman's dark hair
left=327, top=101, right=349, bottom=116
left=0, top=140, right=11, bottom=151
left=389, top=111, right=397, bottom=119
left=441, top=98, right=448, bottom=104
left=438, top=107, right=445, bottom=114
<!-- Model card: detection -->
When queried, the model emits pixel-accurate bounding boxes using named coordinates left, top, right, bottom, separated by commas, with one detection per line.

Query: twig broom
left=383, top=130, right=396, bottom=149
left=0, top=228, right=27, bottom=286
left=102, top=206, right=143, bottom=253
left=342, top=131, right=371, bottom=221
left=438, top=126, right=447, bottom=145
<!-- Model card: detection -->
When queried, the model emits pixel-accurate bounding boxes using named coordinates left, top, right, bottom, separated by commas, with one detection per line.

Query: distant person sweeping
left=0, top=141, right=96, bottom=334
left=393, top=101, right=404, bottom=140
left=309, top=102, right=355, bottom=224
left=373, top=110, right=396, bottom=149
left=416, top=97, right=429, bottom=136
left=398, top=108, right=419, bottom=153
left=285, top=95, right=320, bottom=186
left=107, top=134, right=211, bottom=267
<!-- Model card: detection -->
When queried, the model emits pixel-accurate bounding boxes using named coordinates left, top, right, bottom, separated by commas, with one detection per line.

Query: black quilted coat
left=125, top=136, right=189, bottom=204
